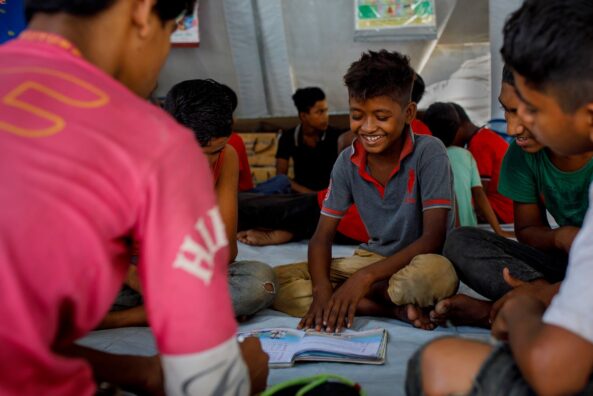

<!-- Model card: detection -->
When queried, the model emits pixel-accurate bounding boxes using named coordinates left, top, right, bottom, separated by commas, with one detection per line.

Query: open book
left=237, top=328, right=388, bottom=368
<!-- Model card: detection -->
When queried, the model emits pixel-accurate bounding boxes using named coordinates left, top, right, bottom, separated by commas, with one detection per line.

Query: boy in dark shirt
left=275, top=87, right=343, bottom=192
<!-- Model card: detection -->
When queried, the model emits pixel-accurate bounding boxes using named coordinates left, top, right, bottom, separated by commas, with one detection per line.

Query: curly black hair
left=343, top=50, right=415, bottom=106
left=164, top=79, right=234, bottom=147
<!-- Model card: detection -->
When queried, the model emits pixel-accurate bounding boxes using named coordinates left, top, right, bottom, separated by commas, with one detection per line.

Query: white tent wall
left=489, top=0, right=523, bottom=121
left=156, top=0, right=522, bottom=123
left=280, top=0, right=459, bottom=118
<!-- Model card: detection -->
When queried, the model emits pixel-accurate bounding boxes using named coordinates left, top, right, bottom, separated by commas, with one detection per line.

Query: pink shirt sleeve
left=136, top=137, right=237, bottom=355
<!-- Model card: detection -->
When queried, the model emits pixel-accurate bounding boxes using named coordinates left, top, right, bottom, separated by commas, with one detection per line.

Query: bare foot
left=393, top=304, right=436, bottom=331
left=429, top=294, right=492, bottom=328
left=237, top=229, right=294, bottom=246
left=356, top=297, right=435, bottom=330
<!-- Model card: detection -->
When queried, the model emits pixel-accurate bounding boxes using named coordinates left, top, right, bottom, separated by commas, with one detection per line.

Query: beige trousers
left=272, top=249, right=459, bottom=317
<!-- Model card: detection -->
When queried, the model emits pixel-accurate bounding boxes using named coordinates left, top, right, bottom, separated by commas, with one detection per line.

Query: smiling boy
left=272, top=50, right=458, bottom=332
left=407, top=1, right=593, bottom=394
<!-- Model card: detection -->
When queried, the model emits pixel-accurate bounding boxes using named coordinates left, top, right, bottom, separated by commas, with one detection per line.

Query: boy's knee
left=405, top=337, right=453, bottom=396
left=443, top=227, right=476, bottom=259
left=272, top=279, right=313, bottom=317
left=229, top=261, right=278, bottom=316
left=273, top=262, right=310, bottom=285
left=388, top=254, right=459, bottom=307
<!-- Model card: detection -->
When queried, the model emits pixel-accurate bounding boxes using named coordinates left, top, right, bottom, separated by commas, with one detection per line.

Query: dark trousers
left=443, top=227, right=568, bottom=300
left=238, top=192, right=320, bottom=241
left=238, top=192, right=357, bottom=244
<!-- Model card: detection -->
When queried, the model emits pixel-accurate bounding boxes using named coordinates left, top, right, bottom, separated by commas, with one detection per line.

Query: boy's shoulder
left=412, top=133, right=448, bottom=156
left=446, top=145, right=473, bottom=158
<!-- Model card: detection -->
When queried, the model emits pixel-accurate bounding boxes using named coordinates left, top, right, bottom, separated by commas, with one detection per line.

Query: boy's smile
left=498, top=82, right=543, bottom=153
left=349, top=95, right=414, bottom=156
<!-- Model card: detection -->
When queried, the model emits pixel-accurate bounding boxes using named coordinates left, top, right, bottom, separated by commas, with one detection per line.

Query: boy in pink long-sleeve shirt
left=0, top=1, right=266, bottom=395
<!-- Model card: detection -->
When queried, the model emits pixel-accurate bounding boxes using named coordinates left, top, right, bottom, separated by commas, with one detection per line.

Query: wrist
left=504, top=294, right=545, bottom=318
left=353, top=268, right=375, bottom=285
left=312, top=280, right=332, bottom=295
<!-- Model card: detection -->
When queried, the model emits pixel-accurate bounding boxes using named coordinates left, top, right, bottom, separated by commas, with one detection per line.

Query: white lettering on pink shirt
left=173, top=207, right=227, bottom=284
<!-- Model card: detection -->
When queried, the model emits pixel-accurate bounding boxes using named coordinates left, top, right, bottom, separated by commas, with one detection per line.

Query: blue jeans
left=443, top=227, right=567, bottom=300
left=228, top=260, right=277, bottom=317
left=249, top=175, right=292, bottom=195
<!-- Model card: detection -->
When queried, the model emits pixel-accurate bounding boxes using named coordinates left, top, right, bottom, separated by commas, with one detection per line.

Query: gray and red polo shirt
left=321, top=130, right=454, bottom=257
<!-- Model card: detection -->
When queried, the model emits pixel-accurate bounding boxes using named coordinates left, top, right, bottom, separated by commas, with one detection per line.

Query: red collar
left=349, top=129, right=415, bottom=197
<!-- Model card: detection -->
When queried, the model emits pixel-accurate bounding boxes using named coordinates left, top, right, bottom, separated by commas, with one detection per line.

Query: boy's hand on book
left=323, top=272, right=372, bottom=333
left=298, top=284, right=333, bottom=331
left=239, top=337, right=269, bottom=395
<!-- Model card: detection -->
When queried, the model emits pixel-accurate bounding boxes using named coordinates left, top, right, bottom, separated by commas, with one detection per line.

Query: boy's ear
left=131, top=0, right=155, bottom=39
left=405, top=102, right=417, bottom=123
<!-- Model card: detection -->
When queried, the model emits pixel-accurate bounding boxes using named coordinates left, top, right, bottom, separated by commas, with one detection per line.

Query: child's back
left=446, top=146, right=481, bottom=226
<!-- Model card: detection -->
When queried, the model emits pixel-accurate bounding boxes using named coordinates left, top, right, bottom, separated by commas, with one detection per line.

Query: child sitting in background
left=102, top=79, right=277, bottom=329
left=276, top=87, right=344, bottom=193
left=450, top=102, right=513, bottom=224
left=423, top=102, right=512, bottom=237
left=165, top=79, right=277, bottom=319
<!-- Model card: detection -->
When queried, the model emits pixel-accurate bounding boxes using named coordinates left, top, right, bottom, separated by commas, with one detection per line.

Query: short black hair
left=423, top=102, right=460, bottom=147
left=26, top=0, right=195, bottom=22
left=164, top=79, right=233, bottom=147
left=450, top=102, right=470, bottom=123
left=502, top=65, right=515, bottom=87
left=292, top=87, right=326, bottom=114
left=501, top=0, right=593, bottom=112
left=411, top=73, right=426, bottom=103
left=219, top=83, right=238, bottom=113
left=344, top=50, right=415, bottom=106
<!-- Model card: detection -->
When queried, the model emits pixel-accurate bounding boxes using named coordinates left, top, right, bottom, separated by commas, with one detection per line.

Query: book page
left=238, top=328, right=386, bottom=366
left=296, top=329, right=383, bottom=358
left=237, top=328, right=304, bottom=365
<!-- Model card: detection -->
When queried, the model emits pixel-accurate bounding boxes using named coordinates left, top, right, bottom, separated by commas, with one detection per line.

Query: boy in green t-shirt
left=430, top=65, right=593, bottom=328
left=407, top=1, right=593, bottom=394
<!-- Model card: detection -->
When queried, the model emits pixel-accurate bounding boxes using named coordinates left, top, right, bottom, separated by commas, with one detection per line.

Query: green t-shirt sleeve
left=498, top=141, right=538, bottom=203
left=469, top=154, right=482, bottom=188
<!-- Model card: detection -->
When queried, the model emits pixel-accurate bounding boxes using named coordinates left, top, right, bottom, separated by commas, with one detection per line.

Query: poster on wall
left=354, top=0, right=437, bottom=41
left=0, top=0, right=26, bottom=44
left=171, top=2, right=200, bottom=47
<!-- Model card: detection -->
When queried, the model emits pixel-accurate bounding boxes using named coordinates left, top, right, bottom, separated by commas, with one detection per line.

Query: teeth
left=364, top=135, right=382, bottom=142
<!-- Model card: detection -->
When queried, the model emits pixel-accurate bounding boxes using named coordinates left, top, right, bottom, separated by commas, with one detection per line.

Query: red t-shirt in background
left=317, top=190, right=369, bottom=243
left=467, top=127, right=514, bottom=224
left=411, top=119, right=432, bottom=136
left=228, top=133, right=254, bottom=191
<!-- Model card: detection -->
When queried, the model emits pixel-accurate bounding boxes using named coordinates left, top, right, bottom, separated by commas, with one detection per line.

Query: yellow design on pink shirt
left=0, top=67, right=109, bottom=137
